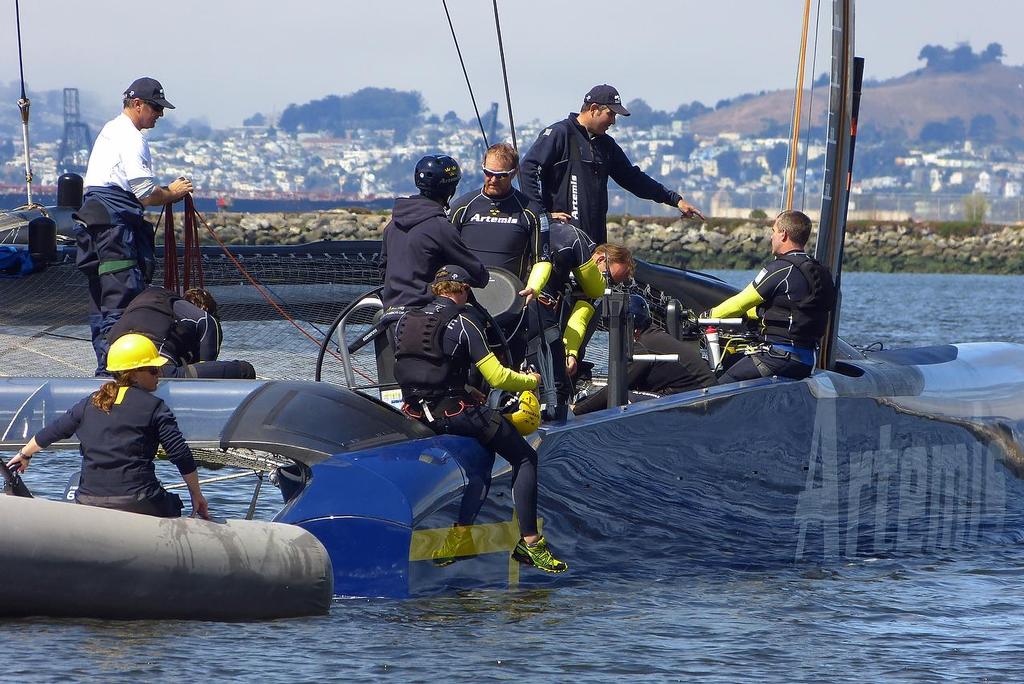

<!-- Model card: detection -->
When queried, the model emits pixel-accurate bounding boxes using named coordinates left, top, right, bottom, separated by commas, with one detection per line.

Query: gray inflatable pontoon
left=0, top=496, right=333, bottom=620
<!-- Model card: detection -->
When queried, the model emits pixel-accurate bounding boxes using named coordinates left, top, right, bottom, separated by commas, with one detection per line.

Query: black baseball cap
left=583, top=84, right=630, bottom=116
left=432, top=265, right=474, bottom=286
left=124, top=77, right=175, bottom=109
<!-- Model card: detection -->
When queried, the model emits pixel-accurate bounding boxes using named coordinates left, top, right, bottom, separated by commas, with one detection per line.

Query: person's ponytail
left=91, top=371, right=134, bottom=413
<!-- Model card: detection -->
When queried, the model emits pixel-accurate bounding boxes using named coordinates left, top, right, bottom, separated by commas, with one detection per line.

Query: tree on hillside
left=715, top=150, right=741, bottom=181
left=919, top=117, right=965, bottom=144
left=969, top=114, right=997, bottom=142
left=671, top=135, right=697, bottom=159
left=962, top=193, right=988, bottom=225
left=618, top=99, right=670, bottom=128
left=765, top=142, right=789, bottom=176
left=917, top=42, right=1004, bottom=72
left=673, top=101, right=711, bottom=120
left=279, top=87, right=425, bottom=137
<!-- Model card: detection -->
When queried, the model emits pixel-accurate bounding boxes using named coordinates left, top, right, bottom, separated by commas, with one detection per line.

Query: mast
left=814, top=0, right=857, bottom=369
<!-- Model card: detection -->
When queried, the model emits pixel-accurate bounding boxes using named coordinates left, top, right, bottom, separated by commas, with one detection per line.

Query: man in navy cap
left=521, top=84, right=704, bottom=244
left=77, top=77, right=194, bottom=374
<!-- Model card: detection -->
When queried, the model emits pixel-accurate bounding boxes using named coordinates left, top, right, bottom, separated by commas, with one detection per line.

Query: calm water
left=4, top=271, right=1024, bottom=683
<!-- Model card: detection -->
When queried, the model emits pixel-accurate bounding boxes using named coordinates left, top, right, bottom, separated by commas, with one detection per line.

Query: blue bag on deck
left=0, top=246, right=35, bottom=278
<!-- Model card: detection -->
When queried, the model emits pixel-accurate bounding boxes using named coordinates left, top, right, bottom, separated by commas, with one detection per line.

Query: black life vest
left=760, top=254, right=836, bottom=348
left=108, top=288, right=196, bottom=364
left=393, top=302, right=469, bottom=401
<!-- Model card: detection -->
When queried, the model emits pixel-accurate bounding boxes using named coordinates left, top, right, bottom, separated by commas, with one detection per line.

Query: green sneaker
left=512, top=536, right=568, bottom=574
left=432, top=525, right=475, bottom=567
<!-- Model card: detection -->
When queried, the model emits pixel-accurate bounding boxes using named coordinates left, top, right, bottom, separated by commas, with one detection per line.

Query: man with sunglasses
left=78, top=77, right=193, bottom=374
left=450, top=143, right=552, bottom=366
left=521, top=84, right=704, bottom=245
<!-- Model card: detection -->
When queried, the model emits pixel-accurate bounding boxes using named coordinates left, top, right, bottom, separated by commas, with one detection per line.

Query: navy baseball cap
left=124, top=77, right=175, bottom=109
left=584, top=84, right=630, bottom=116
left=432, top=265, right=473, bottom=286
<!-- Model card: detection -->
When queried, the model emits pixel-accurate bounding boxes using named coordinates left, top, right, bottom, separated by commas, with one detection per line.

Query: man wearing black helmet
left=380, top=154, right=488, bottom=310
left=521, top=84, right=704, bottom=244
left=573, top=294, right=714, bottom=415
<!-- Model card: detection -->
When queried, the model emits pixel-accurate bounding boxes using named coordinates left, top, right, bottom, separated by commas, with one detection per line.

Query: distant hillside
left=687, top=46, right=1024, bottom=146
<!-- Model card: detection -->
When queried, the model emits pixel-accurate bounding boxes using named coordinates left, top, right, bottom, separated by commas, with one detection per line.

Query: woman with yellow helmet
left=5, top=334, right=209, bottom=519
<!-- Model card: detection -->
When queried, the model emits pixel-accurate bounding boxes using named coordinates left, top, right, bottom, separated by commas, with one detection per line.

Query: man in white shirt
left=76, top=77, right=193, bottom=374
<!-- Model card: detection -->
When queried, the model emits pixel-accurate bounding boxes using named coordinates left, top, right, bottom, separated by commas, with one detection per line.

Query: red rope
left=182, top=195, right=204, bottom=290
left=189, top=207, right=373, bottom=383
left=160, top=204, right=180, bottom=293
left=161, top=198, right=206, bottom=294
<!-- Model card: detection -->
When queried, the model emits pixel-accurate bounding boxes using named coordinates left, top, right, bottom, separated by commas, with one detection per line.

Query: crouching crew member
left=78, top=77, right=194, bottom=374
left=450, top=142, right=551, bottom=367
left=6, top=334, right=209, bottom=519
left=707, top=210, right=835, bottom=383
left=531, top=222, right=607, bottom=416
left=573, top=295, right=715, bottom=415
left=393, top=266, right=567, bottom=573
left=108, top=286, right=256, bottom=379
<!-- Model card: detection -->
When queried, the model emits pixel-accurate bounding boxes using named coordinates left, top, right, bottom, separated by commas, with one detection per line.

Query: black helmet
left=628, top=294, right=652, bottom=332
left=415, top=154, right=461, bottom=203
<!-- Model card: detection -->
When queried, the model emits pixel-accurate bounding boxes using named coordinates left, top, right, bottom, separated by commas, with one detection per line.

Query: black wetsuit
left=395, top=297, right=540, bottom=536
left=381, top=195, right=488, bottom=310
left=33, top=386, right=196, bottom=517
left=450, top=188, right=548, bottom=282
left=520, top=113, right=682, bottom=244
left=107, top=286, right=255, bottom=379
left=450, top=187, right=549, bottom=367
left=718, top=250, right=833, bottom=384
left=574, top=328, right=714, bottom=415
left=532, top=222, right=598, bottom=415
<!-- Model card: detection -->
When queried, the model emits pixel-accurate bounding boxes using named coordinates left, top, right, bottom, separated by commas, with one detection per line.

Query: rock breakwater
left=182, top=210, right=1024, bottom=274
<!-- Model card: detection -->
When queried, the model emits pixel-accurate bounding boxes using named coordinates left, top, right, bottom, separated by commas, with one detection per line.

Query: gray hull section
left=532, top=342, right=1024, bottom=569
left=0, top=496, right=333, bottom=620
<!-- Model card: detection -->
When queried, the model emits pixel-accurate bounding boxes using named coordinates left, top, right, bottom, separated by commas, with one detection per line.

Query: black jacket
left=520, top=114, right=682, bottom=244
left=108, top=286, right=220, bottom=365
left=381, top=195, right=488, bottom=309
left=573, top=328, right=714, bottom=415
left=34, top=387, right=196, bottom=499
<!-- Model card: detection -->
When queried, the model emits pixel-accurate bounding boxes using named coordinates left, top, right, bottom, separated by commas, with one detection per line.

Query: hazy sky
left=3, top=0, right=1022, bottom=128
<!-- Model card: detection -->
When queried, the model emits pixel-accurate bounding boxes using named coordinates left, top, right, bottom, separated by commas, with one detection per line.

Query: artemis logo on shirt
left=469, top=213, right=518, bottom=224
left=570, top=174, right=579, bottom=220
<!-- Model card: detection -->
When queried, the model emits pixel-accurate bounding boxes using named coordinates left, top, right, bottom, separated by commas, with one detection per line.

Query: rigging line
left=491, top=0, right=518, bottom=156
left=783, top=0, right=813, bottom=212
left=14, top=0, right=27, bottom=100
left=799, top=0, right=824, bottom=212
left=442, top=0, right=489, bottom=149
left=190, top=206, right=375, bottom=383
left=14, top=0, right=35, bottom=207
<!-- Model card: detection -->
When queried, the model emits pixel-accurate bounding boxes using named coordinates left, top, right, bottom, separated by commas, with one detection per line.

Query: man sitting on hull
left=108, top=286, right=256, bottom=379
left=392, top=265, right=567, bottom=574
left=706, top=210, right=835, bottom=383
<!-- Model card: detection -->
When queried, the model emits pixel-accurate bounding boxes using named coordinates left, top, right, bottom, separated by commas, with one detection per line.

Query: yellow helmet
left=106, top=333, right=168, bottom=372
left=507, top=390, right=541, bottom=436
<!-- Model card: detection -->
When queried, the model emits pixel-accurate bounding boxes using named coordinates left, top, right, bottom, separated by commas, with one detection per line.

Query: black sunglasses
left=482, top=167, right=515, bottom=178
left=144, top=100, right=165, bottom=113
